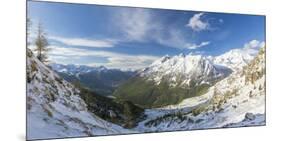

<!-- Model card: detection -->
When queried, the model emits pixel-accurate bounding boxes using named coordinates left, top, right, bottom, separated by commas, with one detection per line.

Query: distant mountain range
left=49, top=63, right=136, bottom=96
left=50, top=63, right=109, bottom=74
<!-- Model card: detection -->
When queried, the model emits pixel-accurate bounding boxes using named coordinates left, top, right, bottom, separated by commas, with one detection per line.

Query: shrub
left=43, top=106, right=53, bottom=117
left=31, top=61, right=38, bottom=72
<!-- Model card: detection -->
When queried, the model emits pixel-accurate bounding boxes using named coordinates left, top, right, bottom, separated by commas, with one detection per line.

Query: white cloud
left=243, top=40, right=265, bottom=49
left=114, top=8, right=159, bottom=42
left=114, top=10, right=210, bottom=50
left=48, top=46, right=160, bottom=70
left=49, top=36, right=117, bottom=48
left=184, top=41, right=210, bottom=49
left=155, top=29, right=210, bottom=49
left=48, top=55, right=69, bottom=61
left=187, top=13, right=209, bottom=32
left=229, top=40, right=265, bottom=56
left=27, top=20, right=116, bottom=48
left=105, top=55, right=159, bottom=70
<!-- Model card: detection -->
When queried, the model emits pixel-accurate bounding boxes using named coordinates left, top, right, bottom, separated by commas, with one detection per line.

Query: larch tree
left=27, top=18, right=32, bottom=45
left=34, top=22, right=50, bottom=63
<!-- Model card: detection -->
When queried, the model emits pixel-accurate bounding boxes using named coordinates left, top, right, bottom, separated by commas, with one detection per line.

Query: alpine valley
left=27, top=45, right=265, bottom=139
left=49, top=63, right=136, bottom=96
left=26, top=3, right=267, bottom=140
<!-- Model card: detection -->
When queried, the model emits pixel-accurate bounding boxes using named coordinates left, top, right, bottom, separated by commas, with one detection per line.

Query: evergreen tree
left=34, top=22, right=50, bottom=62
left=27, top=18, right=32, bottom=45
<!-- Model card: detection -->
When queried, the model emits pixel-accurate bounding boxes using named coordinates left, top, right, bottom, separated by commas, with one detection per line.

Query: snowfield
left=27, top=49, right=135, bottom=140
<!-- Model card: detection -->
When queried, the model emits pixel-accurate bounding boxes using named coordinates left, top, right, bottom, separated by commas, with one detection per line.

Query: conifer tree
left=34, top=22, right=50, bottom=62
left=27, top=18, right=32, bottom=45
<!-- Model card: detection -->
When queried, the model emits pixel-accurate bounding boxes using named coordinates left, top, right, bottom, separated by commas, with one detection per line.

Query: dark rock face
left=244, top=113, right=256, bottom=121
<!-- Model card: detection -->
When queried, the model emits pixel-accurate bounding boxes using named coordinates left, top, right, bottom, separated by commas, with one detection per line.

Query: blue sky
left=27, top=1, right=265, bottom=70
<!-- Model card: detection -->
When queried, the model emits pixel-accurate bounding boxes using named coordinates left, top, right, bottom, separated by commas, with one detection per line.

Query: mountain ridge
left=49, top=63, right=136, bottom=96
left=211, top=43, right=262, bottom=70
left=114, top=53, right=232, bottom=108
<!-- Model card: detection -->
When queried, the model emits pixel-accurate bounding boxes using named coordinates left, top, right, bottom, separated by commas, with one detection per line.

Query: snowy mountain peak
left=212, top=49, right=251, bottom=71
left=98, top=65, right=107, bottom=70
left=179, top=53, right=186, bottom=57
left=212, top=41, right=264, bottom=71
left=151, top=55, right=171, bottom=66
left=141, top=53, right=231, bottom=86
left=49, top=63, right=109, bottom=75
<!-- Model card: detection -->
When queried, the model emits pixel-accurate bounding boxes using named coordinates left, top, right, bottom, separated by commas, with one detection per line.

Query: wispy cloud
left=31, top=10, right=212, bottom=51
left=48, top=46, right=160, bottom=70
left=48, top=55, right=69, bottom=61
left=114, top=9, right=209, bottom=50
left=185, top=41, right=210, bottom=49
left=243, top=40, right=265, bottom=49
left=187, top=13, right=209, bottom=32
left=49, top=36, right=117, bottom=48
left=232, top=40, right=266, bottom=55
left=156, top=29, right=210, bottom=49
left=114, top=8, right=160, bottom=42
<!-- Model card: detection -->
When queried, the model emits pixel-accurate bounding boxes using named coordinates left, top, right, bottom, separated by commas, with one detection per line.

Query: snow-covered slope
left=26, top=49, right=134, bottom=140
left=212, top=49, right=256, bottom=71
left=212, top=40, right=265, bottom=71
left=195, top=46, right=266, bottom=127
left=140, top=53, right=231, bottom=87
left=135, top=47, right=265, bottom=132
